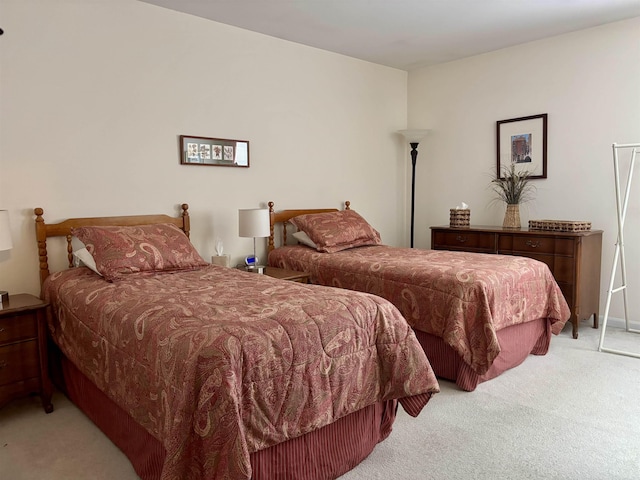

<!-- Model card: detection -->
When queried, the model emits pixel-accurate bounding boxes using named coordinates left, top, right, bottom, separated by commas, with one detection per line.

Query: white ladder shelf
left=598, top=142, right=640, bottom=358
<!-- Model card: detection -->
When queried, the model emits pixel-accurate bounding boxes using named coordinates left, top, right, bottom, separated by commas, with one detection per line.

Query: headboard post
left=34, top=207, right=50, bottom=286
left=181, top=203, right=191, bottom=238
left=268, top=202, right=276, bottom=252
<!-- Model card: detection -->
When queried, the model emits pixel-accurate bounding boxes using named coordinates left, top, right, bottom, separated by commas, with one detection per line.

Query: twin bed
left=34, top=205, right=439, bottom=480
left=267, top=201, right=571, bottom=392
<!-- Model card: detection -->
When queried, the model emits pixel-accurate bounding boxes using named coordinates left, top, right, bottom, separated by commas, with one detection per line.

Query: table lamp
left=0, top=210, right=13, bottom=303
left=238, top=208, right=270, bottom=273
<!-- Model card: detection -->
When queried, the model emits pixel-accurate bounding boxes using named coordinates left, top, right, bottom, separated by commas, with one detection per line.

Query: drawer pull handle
left=0, top=361, right=7, bottom=370
left=526, top=240, right=542, bottom=248
left=455, top=235, right=467, bottom=243
left=0, top=327, right=4, bottom=333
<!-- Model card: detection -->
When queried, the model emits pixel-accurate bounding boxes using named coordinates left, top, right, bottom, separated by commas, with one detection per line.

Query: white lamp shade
left=0, top=210, right=13, bottom=251
left=398, top=129, right=431, bottom=143
left=238, top=208, right=270, bottom=238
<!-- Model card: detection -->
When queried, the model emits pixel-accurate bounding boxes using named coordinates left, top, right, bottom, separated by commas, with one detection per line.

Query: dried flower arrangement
left=491, top=163, right=536, bottom=205
left=491, top=163, right=536, bottom=229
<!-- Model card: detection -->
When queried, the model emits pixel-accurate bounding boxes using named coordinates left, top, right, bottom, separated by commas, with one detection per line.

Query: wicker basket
left=450, top=209, right=470, bottom=227
left=528, top=219, right=592, bottom=232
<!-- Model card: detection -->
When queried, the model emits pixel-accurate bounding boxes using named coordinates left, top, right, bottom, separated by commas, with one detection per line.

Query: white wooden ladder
left=598, top=142, right=640, bottom=358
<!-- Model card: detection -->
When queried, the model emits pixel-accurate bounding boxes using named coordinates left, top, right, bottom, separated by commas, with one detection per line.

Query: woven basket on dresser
left=529, top=220, right=592, bottom=232
left=450, top=209, right=470, bottom=227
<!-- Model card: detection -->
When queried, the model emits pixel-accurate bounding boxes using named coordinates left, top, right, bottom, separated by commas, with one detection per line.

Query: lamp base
left=0, top=290, right=8, bottom=305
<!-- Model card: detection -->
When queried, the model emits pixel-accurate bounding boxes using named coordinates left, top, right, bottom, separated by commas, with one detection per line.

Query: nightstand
left=0, top=294, right=53, bottom=413
left=264, top=266, right=310, bottom=284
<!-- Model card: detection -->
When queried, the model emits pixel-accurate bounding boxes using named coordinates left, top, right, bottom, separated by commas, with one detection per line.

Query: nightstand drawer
left=0, top=341, right=39, bottom=386
left=0, top=315, right=37, bottom=345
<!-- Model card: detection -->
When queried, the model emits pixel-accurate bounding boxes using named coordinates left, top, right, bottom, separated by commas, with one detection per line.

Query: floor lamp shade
left=0, top=210, right=13, bottom=251
left=398, top=129, right=430, bottom=248
left=397, top=129, right=430, bottom=144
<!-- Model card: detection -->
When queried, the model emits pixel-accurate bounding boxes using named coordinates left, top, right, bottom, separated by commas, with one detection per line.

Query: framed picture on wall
left=179, top=135, right=249, bottom=167
left=496, top=113, right=547, bottom=179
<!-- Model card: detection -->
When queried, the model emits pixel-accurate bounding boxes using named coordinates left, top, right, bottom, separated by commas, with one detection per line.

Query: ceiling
left=140, top=0, right=640, bottom=70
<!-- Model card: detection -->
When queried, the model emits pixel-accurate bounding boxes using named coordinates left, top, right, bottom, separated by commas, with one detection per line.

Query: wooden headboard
left=267, top=201, right=350, bottom=252
left=34, top=204, right=191, bottom=286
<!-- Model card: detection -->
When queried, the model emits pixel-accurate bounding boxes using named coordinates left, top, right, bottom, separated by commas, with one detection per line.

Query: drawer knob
left=0, top=361, right=7, bottom=370
left=455, top=235, right=467, bottom=243
left=526, top=240, right=542, bottom=248
left=0, top=327, right=4, bottom=333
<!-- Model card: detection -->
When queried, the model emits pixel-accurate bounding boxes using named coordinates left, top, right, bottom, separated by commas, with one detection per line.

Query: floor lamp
left=398, top=129, right=430, bottom=248
left=0, top=210, right=13, bottom=303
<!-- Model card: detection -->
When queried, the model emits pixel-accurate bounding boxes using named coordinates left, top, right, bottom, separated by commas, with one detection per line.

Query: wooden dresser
left=430, top=225, right=603, bottom=339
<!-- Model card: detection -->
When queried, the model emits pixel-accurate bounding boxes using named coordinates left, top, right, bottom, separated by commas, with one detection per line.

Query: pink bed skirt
left=414, top=318, right=551, bottom=391
left=59, top=355, right=397, bottom=480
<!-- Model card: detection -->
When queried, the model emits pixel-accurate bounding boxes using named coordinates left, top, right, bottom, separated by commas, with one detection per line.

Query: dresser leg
left=42, top=398, right=54, bottom=414
left=592, top=312, right=599, bottom=329
left=572, top=319, right=579, bottom=339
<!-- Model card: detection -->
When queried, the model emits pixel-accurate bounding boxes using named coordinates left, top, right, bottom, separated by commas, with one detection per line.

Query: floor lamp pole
left=397, top=128, right=430, bottom=249
left=410, top=142, right=419, bottom=248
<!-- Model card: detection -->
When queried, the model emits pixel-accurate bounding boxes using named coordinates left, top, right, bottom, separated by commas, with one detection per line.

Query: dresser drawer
left=0, top=340, right=39, bottom=386
left=552, top=256, right=575, bottom=284
left=432, top=230, right=495, bottom=252
left=558, top=283, right=574, bottom=310
left=502, top=235, right=575, bottom=257
left=509, top=252, right=575, bottom=284
left=0, top=314, right=37, bottom=345
left=513, top=252, right=555, bottom=275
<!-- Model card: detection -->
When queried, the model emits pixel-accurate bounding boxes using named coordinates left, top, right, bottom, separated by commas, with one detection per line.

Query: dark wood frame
left=34, top=204, right=191, bottom=287
left=496, top=113, right=547, bottom=180
left=179, top=135, right=250, bottom=167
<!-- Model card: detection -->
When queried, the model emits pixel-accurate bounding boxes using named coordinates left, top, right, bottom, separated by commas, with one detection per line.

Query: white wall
left=409, top=17, right=640, bottom=321
left=0, top=0, right=409, bottom=296
left=3, top=1, right=637, bottom=324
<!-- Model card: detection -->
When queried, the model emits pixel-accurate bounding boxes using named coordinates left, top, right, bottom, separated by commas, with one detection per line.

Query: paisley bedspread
left=43, top=265, right=439, bottom=480
left=269, top=245, right=570, bottom=376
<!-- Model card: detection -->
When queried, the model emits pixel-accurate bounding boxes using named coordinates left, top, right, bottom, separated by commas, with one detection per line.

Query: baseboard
left=599, top=315, right=640, bottom=331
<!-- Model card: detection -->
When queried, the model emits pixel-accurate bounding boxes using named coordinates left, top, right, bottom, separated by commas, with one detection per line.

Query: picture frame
left=496, top=113, right=547, bottom=179
left=180, top=135, right=250, bottom=167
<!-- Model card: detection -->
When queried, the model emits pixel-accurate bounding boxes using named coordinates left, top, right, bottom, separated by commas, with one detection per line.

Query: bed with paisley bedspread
left=34, top=204, right=439, bottom=480
left=267, top=201, right=571, bottom=392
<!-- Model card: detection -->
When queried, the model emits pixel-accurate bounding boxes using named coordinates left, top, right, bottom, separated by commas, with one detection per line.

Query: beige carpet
left=2, top=322, right=639, bottom=480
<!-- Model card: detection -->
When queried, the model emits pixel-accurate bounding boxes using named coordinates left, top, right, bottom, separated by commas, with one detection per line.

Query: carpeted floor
left=2, top=322, right=639, bottom=480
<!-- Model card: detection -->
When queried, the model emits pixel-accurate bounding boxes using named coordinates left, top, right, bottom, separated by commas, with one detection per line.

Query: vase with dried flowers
left=491, top=163, right=536, bottom=229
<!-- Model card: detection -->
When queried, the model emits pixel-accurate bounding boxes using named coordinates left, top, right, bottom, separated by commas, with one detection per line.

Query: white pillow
left=72, top=247, right=102, bottom=276
left=292, top=231, right=317, bottom=249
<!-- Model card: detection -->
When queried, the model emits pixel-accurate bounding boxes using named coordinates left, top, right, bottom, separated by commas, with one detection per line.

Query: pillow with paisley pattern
left=290, top=210, right=381, bottom=253
left=71, top=223, right=208, bottom=281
